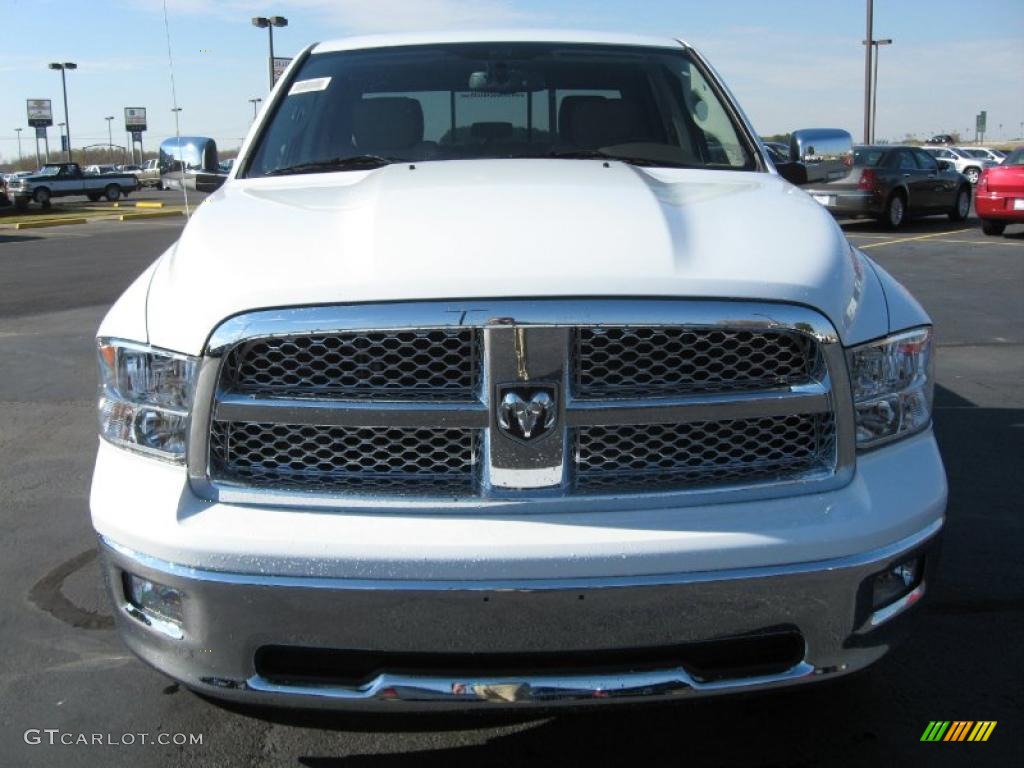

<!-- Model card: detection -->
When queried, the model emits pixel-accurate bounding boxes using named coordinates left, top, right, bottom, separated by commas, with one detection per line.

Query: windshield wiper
left=546, top=149, right=691, bottom=168
left=264, top=155, right=399, bottom=176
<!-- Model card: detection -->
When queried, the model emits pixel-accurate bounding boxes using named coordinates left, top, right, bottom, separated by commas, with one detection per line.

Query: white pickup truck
left=7, top=162, right=138, bottom=209
left=91, top=30, right=945, bottom=710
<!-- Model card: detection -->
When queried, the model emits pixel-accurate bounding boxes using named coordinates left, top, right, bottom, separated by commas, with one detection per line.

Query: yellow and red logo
left=921, top=721, right=997, bottom=742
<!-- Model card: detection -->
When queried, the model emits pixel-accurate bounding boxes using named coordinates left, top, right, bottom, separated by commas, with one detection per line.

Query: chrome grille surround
left=189, top=300, right=855, bottom=511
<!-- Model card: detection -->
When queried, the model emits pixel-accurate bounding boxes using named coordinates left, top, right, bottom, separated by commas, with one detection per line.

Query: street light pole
left=105, top=116, right=114, bottom=163
left=14, top=128, right=23, bottom=162
left=252, top=16, right=288, bottom=90
left=249, top=97, right=262, bottom=119
left=863, top=0, right=873, bottom=144
left=48, top=62, right=77, bottom=161
left=869, top=39, right=892, bottom=143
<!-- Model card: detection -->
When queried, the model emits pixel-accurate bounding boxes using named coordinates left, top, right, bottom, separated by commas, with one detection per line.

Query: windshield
left=37, top=166, right=61, bottom=176
left=244, top=43, right=755, bottom=177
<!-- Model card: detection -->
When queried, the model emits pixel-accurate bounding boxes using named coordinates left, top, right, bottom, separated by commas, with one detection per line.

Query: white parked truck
left=91, top=30, right=946, bottom=710
left=8, top=162, right=138, bottom=209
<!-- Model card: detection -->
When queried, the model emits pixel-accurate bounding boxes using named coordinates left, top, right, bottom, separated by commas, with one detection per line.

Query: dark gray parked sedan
left=804, top=145, right=971, bottom=229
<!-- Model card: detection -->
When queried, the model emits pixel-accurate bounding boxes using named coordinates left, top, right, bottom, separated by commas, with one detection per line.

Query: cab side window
left=897, top=150, right=917, bottom=170
left=912, top=149, right=939, bottom=171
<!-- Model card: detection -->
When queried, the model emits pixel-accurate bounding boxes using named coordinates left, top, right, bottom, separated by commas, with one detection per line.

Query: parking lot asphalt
left=0, top=213, right=1021, bottom=767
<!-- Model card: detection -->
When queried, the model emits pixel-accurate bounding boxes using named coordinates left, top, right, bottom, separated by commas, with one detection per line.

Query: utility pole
left=863, top=0, right=873, bottom=144
left=14, top=127, right=23, bottom=163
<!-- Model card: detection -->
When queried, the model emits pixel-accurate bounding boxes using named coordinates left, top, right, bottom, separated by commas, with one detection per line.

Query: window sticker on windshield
left=289, top=77, right=331, bottom=95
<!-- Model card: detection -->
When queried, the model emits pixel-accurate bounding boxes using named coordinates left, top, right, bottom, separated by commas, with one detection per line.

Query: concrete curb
left=12, top=218, right=89, bottom=229
left=116, top=211, right=183, bottom=221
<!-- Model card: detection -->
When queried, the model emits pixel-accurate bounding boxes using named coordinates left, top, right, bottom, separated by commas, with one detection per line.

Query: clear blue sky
left=1, top=0, right=1022, bottom=162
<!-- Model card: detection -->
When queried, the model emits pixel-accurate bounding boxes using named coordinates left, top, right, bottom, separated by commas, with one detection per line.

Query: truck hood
left=147, top=159, right=882, bottom=353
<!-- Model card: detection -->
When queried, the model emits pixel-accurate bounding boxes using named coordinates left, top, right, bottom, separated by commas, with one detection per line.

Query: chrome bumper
left=98, top=519, right=941, bottom=710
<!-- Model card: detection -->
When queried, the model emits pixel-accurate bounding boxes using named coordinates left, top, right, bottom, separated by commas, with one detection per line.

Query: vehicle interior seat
left=352, top=97, right=436, bottom=158
left=568, top=98, right=647, bottom=148
left=558, top=96, right=608, bottom=144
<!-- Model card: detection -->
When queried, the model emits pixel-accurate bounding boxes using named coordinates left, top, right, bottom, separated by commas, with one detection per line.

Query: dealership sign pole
left=27, top=99, right=53, bottom=170
left=125, top=107, right=147, bottom=164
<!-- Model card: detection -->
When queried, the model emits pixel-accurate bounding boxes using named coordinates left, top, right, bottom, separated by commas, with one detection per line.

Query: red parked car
left=975, top=147, right=1024, bottom=235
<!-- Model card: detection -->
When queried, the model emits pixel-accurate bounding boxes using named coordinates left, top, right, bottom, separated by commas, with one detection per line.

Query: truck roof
left=313, top=29, right=688, bottom=55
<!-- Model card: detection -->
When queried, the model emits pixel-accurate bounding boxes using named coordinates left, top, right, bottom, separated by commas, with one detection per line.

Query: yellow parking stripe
left=858, top=229, right=972, bottom=249
left=910, top=238, right=1024, bottom=248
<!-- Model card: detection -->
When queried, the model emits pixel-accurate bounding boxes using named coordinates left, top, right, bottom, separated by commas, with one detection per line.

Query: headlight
left=847, top=327, right=933, bottom=449
left=97, top=339, right=199, bottom=461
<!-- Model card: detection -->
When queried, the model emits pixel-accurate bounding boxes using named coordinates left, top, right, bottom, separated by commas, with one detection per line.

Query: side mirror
left=775, top=128, right=854, bottom=185
left=936, top=160, right=953, bottom=172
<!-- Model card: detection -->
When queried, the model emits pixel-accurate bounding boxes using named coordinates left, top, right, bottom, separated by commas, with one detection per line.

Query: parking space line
left=857, top=229, right=972, bottom=249
left=911, top=238, right=1024, bottom=248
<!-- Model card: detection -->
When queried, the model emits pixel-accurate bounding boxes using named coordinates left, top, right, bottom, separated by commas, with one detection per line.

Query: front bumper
left=93, top=422, right=946, bottom=709
left=99, top=517, right=941, bottom=710
left=804, top=190, right=881, bottom=217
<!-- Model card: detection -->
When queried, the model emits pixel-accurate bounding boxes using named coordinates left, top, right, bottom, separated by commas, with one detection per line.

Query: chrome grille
left=574, top=414, right=836, bottom=493
left=574, top=327, right=819, bottom=398
left=210, top=422, right=478, bottom=494
left=220, top=329, right=479, bottom=400
left=194, top=301, right=852, bottom=507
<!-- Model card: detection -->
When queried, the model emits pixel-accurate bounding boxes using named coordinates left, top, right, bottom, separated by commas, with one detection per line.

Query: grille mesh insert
left=574, top=414, right=836, bottom=492
left=220, top=329, right=479, bottom=400
left=210, top=422, right=478, bottom=495
left=574, top=327, right=819, bottom=398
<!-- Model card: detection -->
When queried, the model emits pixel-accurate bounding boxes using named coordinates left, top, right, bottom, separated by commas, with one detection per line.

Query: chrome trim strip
left=214, top=394, right=488, bottom=429
left=565, top=382, right=831, bottom=427
left=99, top=517, right=942, bottom=592
left=205, top=300, right=841, bottom=353
left=484, top=325, right=569, bottom=491
left=244, top=661, right=816, bottom=704
left=869, top=582, right=926, bottom=627
left=122, top=604, right=185, bottom=640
